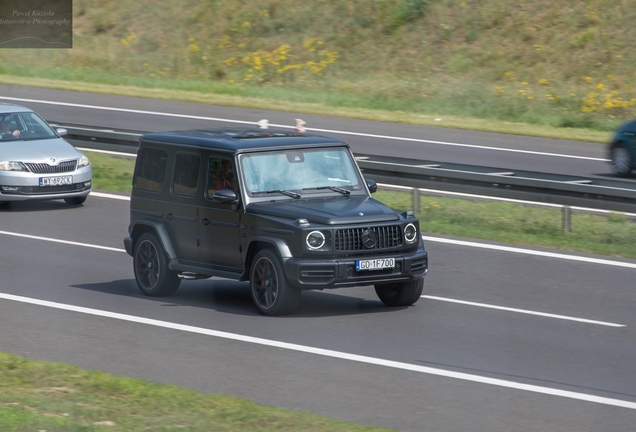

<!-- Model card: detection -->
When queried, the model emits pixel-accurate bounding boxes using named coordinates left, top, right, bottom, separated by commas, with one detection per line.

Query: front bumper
left=0, top=166, right=92, bottom=202
left=283, top=247, right=428, bottom=290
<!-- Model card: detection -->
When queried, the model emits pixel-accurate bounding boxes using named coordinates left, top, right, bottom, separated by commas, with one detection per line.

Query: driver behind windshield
left=0, top=117, right=20, bottom=138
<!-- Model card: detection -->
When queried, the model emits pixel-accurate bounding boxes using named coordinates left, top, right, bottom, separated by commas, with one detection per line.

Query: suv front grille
left=25, top=160, right=77, bottom=174
left=335, top=225, right=402, bottom=251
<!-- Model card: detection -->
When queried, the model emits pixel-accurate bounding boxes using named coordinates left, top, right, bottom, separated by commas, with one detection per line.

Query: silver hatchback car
left=0, top=103, right=92, bottom=205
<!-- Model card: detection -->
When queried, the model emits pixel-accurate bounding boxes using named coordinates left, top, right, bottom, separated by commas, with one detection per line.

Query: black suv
left=123, top=128, right=428, bottom=315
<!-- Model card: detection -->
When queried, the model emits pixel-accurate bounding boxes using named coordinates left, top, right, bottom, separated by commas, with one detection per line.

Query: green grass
left=85, top=151, right=636, bottom=260
left=375, top=190, right=636, bottom=259
left=0, top=352, right=390, bottom=432
left=89, top=152, right=135, bottom=192
left=0, top=74, right=614, bottom=143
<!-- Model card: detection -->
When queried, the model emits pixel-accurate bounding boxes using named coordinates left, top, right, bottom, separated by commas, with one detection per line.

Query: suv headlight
left=404, top=223, right=418, bottom=244
left=306, top=230, right=326, bottom=250
left=0, top=161, right=27, bottom=171
left=77, top=155, right=90, bottom=168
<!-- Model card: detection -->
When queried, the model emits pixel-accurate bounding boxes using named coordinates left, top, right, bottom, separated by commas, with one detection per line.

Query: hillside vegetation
left=2, top=0, right=635, bottom=136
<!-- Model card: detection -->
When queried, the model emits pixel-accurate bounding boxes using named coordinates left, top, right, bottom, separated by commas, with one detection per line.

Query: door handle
left=201, top=218, right=211, bottom=225
left=165, top=213, right=174, bottom=220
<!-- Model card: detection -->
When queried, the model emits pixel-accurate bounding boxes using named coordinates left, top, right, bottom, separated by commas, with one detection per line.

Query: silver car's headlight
left=404, top=223, right=418, bottom=244
left=0, top=161, right=27, bottom=171
left=77, top=155, right=90, bottom=168
left=306, top=230, right=326, bottom=250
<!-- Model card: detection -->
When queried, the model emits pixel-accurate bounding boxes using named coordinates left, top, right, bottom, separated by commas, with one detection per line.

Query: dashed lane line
left=422, top=295, right=625, bottom=327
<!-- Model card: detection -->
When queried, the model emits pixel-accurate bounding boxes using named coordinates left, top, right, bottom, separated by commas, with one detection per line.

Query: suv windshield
left=241, top=147, right=361, bottom=195
left=0, top=112, right=57, bottom=141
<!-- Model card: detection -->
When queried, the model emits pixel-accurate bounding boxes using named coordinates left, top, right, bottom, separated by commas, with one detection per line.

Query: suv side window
left=134, top=147, right=168, bottom=192
left=206, top=156, right=234, bottom=197
left=172, top=152, right=200, bottom=197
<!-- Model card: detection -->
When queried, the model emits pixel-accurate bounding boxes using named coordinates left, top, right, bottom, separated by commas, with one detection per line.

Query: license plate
left=356, top=258, right=395, bottom=271
left=39, top=175, right=72, bottom=186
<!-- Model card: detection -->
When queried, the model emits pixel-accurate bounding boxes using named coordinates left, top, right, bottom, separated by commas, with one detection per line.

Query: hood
left=0, top=137, right=83, bottom=162
left=246, top=195, right=400, bottom=225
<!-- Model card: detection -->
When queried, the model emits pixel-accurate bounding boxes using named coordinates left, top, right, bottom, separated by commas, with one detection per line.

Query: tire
left=374, top=279, right=424, bottom=307
left=133, top=232, right=180, bottom=297
left=250, top=249, right=301, bottom=316
left=64, top=196, right=87, bottom=205
left=610, top=144, right=633, bottom=176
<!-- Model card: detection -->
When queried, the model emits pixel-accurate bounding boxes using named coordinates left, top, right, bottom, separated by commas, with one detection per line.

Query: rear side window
left=135, top=147, right=168, bottom=192
left=173, top=153, right=200, bottom=196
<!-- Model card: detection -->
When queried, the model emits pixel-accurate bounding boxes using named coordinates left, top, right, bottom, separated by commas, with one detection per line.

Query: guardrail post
left=412, top=188, right=420, bottom=213
left=562, top=205, right=571, bottom=232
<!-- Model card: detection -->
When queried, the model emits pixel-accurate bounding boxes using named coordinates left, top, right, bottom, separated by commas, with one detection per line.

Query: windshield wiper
left=265, top=189, right=301, bottom=199
left=303, top=186, right=350, bottom=196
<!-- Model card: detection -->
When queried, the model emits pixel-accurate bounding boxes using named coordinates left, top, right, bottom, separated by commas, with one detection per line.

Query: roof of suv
left=140, top=128, right=346, bottom=152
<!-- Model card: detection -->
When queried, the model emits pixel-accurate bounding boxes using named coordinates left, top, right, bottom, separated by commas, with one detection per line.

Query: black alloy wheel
left=133, top=232, right=180, bottom=297
left=250, top=249, right=301, bottom=316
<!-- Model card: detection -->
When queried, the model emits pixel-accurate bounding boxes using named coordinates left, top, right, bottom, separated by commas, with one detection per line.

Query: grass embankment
left=88, top=152, right=636, bottom=260
left=0, top=352, right=388, bottom=432
left=1, top=0, right=635, bottom=138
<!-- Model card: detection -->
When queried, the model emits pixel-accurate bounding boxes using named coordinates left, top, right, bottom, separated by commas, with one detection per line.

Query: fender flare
left=130, top=219, right=178, bottom=260
left=246, top=234, right=293, bottom=259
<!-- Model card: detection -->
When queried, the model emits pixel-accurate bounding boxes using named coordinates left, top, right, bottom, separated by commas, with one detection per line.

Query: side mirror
left=212, top=188, right=238, bottom=204
left=365, top=178, right=377, bottom=194
left=56, top=128, right=68, bottom=137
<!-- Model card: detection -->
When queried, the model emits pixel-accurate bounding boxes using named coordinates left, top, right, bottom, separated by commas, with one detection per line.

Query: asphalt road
left=0, top=84, right=628, bottom=181
left=1, top=192, right=635, bottom=432
left=1, top=85, right=635, bottom=431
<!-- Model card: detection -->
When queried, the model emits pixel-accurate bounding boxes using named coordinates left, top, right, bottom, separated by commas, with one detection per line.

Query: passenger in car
left=0, top=118, right=20, bottom=138
left=213, top=159, right=234, bottom=190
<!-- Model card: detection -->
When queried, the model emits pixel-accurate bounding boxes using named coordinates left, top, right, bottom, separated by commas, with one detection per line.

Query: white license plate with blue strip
left=356, top=258, right=395, bottom=271
left=40, top=176, right=72, bottom=186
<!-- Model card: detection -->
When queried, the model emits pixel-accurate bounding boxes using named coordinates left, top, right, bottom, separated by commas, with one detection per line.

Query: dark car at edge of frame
left=609, top=119, right=636, bottom=176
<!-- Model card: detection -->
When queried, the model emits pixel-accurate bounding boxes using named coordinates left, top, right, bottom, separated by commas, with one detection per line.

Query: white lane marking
left=90, top=191, right=131, bottom=201
left=0, top=230, right=125, bottom=253
left=78, top=147, right=137, bottom=158
left=0, top=292, right=634, bottom=410
left=422, top=296, right=625, bottom=327
left=422, top=236, right=636, bottom=269
left=0, top=96, right=606, bottom=162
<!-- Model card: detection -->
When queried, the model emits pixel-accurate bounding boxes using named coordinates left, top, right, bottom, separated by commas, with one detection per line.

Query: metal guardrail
left=52, top=123, right=636, bottom=215
left=354, top=154, right=636, bottom=214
